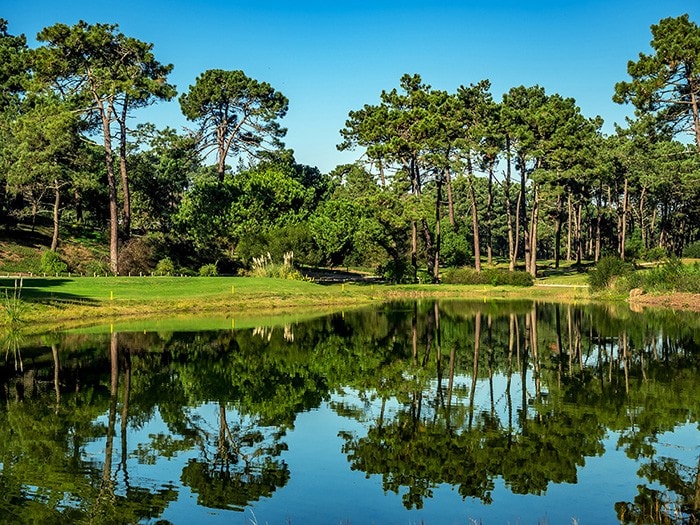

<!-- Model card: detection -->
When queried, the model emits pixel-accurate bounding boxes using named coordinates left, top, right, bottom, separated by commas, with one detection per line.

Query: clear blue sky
left=4, top=0, right=698, bottom=173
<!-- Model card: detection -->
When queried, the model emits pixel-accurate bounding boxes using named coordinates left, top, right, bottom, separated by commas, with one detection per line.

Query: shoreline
left=3, top=276, right=699, bottom=333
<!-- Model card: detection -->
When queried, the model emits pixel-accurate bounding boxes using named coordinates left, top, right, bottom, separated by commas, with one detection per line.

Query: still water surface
left=1, top=300, right=699, bottom=524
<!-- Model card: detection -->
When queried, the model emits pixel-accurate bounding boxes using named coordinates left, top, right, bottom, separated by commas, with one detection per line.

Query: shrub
left=682, top=241, right=700, bottom=259
left=119, top=236, right=156, bottom=275
left=441, top=229, right=470, bottom=268
left=155, top=257, right=175, bottom=276
left=376, top=259, right=413, bottom=284
left=641, top=246, right=667, bottom=262
left=83, top=259, right=110, bottom=276
left=587, top=256, right=634, bottom=291
left=40, top=250, right=68, bottom=275
left=199, top=263, right=218, bottom=277
left=441, top=268, right=533, bottom=287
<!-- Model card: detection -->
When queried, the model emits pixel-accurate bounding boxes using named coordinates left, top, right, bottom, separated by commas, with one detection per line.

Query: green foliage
left=587, top=256, right=634, bottom=291
left=376, top=258, right=413, bottom=284
left=614, top=14, right=700, bottom=148
left=682, top=241, right=700, bottom=258
left=441, top=268, right=534, bottom=286
left=198, top=263, right=218, bottom=277
left=440, top=227, right=470, bottom=268
left=179, top=69, right=288, bottom=178
left=235, top=223, right=320, bottom=267
left=155, top=257, right=175, bottom=276
left=629, top=258, right=700, bottom=293
left=641, top=246, right=667, bottom=262
left=39, top=250, right=68, bottom=275
left=83, top=259, right=110, bottom=277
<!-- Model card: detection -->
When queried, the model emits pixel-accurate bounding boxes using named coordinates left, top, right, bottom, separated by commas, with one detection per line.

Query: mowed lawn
left=2, top=275, right=334, bottom=304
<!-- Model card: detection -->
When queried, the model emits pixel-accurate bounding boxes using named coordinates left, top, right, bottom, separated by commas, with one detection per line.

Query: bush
left=441, top=268, right=534, bottom=287
left=119, top=236, right=156, bottom=275
left=641, top=246, right=667, bottom=262
left=155, top=257, right=175, bottom=276
left=587, top=256, right=634, bottom=291
left=682, top=241, right=700, bottom=259
left=40, top=250, right=68, bottom=275
left=199, top=263, right=218, bottom=277
left=441, top=229, right=470, bottom=268
left=376, top=259, right=413, bottom=284
left=83, top=259, right=110, bottom=276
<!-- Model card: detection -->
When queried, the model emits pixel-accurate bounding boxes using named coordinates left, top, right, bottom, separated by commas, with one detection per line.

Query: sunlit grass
left=0, top=271, right=599, bottom=331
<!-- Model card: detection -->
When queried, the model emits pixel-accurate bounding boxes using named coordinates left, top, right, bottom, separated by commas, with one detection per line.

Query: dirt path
left=629, top=292, right=700, bottom=312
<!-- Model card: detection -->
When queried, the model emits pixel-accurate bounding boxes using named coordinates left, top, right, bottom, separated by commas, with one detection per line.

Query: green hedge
left=441, top=268, right=534, bottom=287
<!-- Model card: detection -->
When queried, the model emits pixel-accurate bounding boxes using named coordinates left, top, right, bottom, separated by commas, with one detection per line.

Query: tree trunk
left=468, top=173, right=481, bottom=272
left=504, top=138, right=516, bottom=271
left=620, top=176, right=629, bottom=261
left=411, top=221, right=418, bottom=283
left=445, top=167, right=456, bottom=229
left=74, top=188, right=83, bottom=223
left=410, top=158, right=419, bottom=283
left=100, top=104, right=119, bottom=274
left=468, top=312, right=481, bottom=430
left=639, top=185, right=647, bottom=249
left=566, top=193, right=573, bottom=262
left=554, top=193, right=562, bottom=269
left=118, top=100, right=131, bottom=240
left=433, top=173, right=442, bottom=283
left=595, top=190, right=602, bottom=262
left=690, top=88, right=700, bottom=153
left=486, top=164, right=494, bottom=265
left=576, top=200, right=583, bottom=265
left=528, top=183, right=538, bottom=278
left=519, top=160, right=530, bottom=274
left=422, top=218, right=435, bottom=279
left=51, top=179, right=61, bottom=251
left=217, top=122, right=227, bottom=181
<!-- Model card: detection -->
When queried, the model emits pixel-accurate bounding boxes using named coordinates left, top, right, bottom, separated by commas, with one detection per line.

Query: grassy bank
left=1, top=275, right=594, bottom=332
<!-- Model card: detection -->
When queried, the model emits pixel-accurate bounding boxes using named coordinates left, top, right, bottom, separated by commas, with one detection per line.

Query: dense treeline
left=0, top=15, right=699, bottom=281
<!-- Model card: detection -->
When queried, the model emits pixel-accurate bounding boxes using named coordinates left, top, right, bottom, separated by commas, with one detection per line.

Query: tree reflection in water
left=0, top=300, right=697, bottom=523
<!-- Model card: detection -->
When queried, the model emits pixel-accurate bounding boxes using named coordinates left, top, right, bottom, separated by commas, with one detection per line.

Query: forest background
left=1, top=2, right=699, bottom=285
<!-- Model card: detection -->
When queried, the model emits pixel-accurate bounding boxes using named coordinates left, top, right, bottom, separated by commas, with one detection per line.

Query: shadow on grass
left=537, top=261, right=594, bottom=278
left=301, top=267, right=383, bottom=286
left=0, top=278, right=100, bottom=306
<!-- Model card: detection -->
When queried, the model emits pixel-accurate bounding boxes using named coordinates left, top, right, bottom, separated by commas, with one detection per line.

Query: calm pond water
left=1, top=300, right=699, bottom=524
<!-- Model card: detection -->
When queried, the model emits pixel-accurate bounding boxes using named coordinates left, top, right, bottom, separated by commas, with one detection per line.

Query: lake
left=1, top=300, right=698, bottom=524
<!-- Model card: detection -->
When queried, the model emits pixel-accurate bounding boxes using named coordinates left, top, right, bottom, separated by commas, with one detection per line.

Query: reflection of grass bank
left=0, top=275, right=596, bottom=331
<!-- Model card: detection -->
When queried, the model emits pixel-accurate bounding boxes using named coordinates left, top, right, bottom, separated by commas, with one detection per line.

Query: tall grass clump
left=441, top=268, right=534, bottom=286
left=249, top=252, right=309, bottom=281
left=2, top=278, right=27, bottom=325
left=682, top=240, right=700, bottom=259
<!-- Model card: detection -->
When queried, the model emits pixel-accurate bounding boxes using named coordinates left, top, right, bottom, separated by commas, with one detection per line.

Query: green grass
left=0, top=274, right=597, bottom=331
left=1, top=275, right=333, bottom=303
left=536, top=273, right=589, bottom=286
